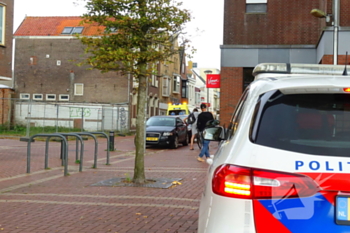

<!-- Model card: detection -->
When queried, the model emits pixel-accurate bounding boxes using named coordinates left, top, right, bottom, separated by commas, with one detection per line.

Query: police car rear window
left=252, top=90, right=350, bottom=157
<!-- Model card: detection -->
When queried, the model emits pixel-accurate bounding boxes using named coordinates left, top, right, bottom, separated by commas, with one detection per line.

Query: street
left=0, top=136, right=217, bottom=233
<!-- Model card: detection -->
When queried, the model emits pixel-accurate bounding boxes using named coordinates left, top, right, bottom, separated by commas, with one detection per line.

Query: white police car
left=198, top=63, right=350, bottom=233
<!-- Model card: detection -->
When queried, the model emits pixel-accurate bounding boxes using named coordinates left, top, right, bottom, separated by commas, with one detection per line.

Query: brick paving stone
left=0, top=135, right=217, bottom=233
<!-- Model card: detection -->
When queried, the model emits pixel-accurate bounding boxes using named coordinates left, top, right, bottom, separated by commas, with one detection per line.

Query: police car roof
left=250, top=63, right=350, bottom=96
left=253, top=63, right=348, bottom=77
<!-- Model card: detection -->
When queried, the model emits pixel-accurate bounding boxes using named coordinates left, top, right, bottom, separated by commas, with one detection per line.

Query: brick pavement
left=0, top=135, right=218, bottom=233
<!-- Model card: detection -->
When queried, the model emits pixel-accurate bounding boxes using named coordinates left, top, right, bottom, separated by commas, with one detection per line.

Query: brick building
left=220, top=0, right=350, bottom=125
left=0, top=0, right=14, bottom=125
left=14, top=16, right=130, bottom=104
left=13, top=16, right=131, bottom=131
left=13, top=16, right=188, bottom=130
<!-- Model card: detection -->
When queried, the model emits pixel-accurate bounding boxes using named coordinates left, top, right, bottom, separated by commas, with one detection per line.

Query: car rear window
left=252, top=90, right=350, bottom=157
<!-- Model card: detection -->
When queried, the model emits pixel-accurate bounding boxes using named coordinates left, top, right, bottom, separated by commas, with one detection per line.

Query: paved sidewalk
left=0, top=135, right=218, bottom=233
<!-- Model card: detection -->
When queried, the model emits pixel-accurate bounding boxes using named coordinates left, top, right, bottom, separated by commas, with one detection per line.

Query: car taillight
left=212, top=164, right=319, bottom=199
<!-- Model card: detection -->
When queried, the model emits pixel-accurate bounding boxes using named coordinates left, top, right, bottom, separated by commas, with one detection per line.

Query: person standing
left=196, top=103, right=214, bottom=162
left=184, top=108, right=199, bottom=150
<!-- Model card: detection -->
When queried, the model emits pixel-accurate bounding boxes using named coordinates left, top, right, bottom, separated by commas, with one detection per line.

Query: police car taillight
left=212, top=165, right=319, bottom=199
left=344, top=88, right=350, bottom=93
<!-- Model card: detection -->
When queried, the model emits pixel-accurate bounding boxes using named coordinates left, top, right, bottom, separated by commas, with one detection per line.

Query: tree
left=78, top=0, right=191, bottom=184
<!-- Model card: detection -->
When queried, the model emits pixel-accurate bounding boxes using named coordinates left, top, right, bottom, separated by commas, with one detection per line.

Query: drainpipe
left=69, top=71, right=75, bottom=100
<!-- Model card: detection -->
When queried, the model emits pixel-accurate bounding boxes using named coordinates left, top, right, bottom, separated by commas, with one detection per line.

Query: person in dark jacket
left=196, top=103, right=214, bottom=162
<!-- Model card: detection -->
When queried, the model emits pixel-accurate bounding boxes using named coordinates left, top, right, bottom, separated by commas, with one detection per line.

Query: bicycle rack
left=89, top=132, right=110, bottom=165
left=27, top=134, right=69, bottom=176
left=72, top=132, right=98, bottom=168
left=53, top=133, right=84, bottom=172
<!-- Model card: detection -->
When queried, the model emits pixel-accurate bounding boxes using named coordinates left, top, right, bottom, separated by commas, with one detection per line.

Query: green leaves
left=79, top=0, right=191, bottom=78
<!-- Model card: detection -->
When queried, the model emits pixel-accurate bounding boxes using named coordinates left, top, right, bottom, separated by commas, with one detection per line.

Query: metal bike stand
left=27, top=134, right=69, bottom=176
left=54, top=133, right=85, bottom=172
left=89, top=132, right=110, bottom=165
left=72, top=132, right=98, bottom=168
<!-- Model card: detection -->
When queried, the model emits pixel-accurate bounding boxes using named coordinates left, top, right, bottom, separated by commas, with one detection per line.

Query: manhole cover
left=91, top=177, right=183, bottom=189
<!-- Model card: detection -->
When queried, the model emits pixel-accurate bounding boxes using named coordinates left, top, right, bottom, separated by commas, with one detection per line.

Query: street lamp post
left=204, top=70, right=212, bottom=110
left=333, top=0, right=340, bottom=65
left=310, top=0, right=340, bottom=65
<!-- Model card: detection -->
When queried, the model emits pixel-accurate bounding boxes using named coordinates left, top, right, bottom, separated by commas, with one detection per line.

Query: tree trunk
left=133, top=71, right=147, bottom=184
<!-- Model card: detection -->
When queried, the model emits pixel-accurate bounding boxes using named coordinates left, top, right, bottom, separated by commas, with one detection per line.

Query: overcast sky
left=14, top=0, right=224, bottom=69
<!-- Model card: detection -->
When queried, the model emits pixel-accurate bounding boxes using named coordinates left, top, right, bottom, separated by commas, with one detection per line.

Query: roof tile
left=14, top=16, right=105, bottom=36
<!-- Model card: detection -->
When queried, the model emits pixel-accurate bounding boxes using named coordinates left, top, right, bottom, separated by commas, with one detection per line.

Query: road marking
left=0, top=174, right=64, bottom=193
left=0, top=199, right=199, bottom=209
left=96, top=169, right=207, bottom=173
left=1, top=193, right=200, bottom=202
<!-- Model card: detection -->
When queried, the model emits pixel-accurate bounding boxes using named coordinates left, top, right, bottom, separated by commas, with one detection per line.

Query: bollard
left=109, top=131, right=115, bottom=151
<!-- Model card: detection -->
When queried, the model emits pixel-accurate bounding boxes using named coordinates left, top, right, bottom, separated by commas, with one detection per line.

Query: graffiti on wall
left=69, top=107, right=92, bottom=118
left=120, top=107, right=127, bottom=129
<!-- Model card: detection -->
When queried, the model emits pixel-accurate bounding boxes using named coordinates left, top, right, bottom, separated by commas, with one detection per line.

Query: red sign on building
left=206, top=74, right=221, bottom=88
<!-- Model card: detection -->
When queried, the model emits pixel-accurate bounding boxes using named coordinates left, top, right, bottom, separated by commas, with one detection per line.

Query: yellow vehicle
left=166, top=102, right=190, bottom=115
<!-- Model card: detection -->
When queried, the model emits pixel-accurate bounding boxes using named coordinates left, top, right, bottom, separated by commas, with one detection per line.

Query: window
left=151, top=63, right=159, bottom=87
left=181, top=80, right=188, bottom=98
left=46, top=94, right=56, bottom=101
left=173, top=75, right=180, bottom=93
left=33, top=94, right=43, bottom=101
left=59, top=94, right=69, bottom=101
left=227, top=88, right=249, bottom=139
left=195, top=90, right=201, bottom=106
left=62, top=27, right=73, bottom=34
left=62, top=27, right=84, bottom=34
left=74, top=83, right=84, bottom=96
left=162, top=77, right=170, bottom=97
left=246, top=0, right=267, bottom=13
left=71, top=27, right=84, bottom=34
left=105, top=27, right=118, bottom=34
left=0, top=4, right=5, bottom=45
left=20, top=93, right=30, bottom=100
left=252, top=91, right=350, bottom=157
left=30, top=56, right=38, bottom=65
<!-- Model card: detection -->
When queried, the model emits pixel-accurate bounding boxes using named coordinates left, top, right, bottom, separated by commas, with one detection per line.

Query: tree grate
left=91, top=177, right=183, bottom=189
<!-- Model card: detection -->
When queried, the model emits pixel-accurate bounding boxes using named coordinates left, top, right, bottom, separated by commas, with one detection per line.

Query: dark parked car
left=145, top=115, right=188, bottom=149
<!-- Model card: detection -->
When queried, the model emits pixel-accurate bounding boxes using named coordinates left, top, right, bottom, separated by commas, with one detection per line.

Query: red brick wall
left=221, top=0, right=350, bottom=127
left=0, top=89, right=13, bottom=125
left=224, top=0, right=326, bottom=45
left=14, top=39, right=129, bottom=103
left=220, top=67, right=243, bottom=126
left=321, top=55, right=349, bottom=65
left=0, top=0, right=14, bottom=79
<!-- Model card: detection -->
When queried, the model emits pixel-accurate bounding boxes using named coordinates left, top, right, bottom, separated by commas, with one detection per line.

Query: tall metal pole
left=333, top=0, right=340, bottom=65
left=204, top=70, right=213, bottom=110
left=207, top=85, right=209, bottom=108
